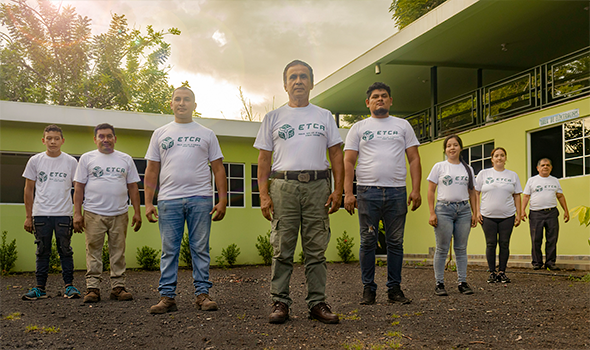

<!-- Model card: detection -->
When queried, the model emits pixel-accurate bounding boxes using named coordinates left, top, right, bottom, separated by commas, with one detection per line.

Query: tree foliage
left=0, top=0, right=181, bottom=114
left=389, top=0, right=447, bottom=29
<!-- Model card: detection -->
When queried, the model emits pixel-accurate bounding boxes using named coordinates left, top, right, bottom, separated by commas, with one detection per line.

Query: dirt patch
left=1, top=263, right=588, bottom=349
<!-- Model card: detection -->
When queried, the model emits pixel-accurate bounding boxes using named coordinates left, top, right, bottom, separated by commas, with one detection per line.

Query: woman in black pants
left=475, top=147, right=522, bottom=283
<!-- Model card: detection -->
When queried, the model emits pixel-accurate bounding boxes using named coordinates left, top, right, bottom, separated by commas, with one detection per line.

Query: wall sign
left=539, top=109, right=579, bottom=127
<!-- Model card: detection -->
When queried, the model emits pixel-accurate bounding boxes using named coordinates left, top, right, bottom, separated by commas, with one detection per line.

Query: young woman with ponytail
left=427, top=135, right=478, bottom=296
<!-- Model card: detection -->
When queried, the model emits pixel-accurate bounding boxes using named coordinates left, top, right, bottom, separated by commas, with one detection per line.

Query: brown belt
left=271, top=170, right=330, bottom=183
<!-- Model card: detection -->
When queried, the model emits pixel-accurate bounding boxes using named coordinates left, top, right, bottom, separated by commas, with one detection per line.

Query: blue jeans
left=33, top=216, right=74, bottom=287
left=434, top=201, right=472, bottom=284
left=157, top=196, right=213, bottom=298
left=357, top=186, right=407, bottom=291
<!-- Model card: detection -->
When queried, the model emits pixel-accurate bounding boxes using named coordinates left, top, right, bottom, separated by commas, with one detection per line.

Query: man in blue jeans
left=22, top=125, right=81, bottom=300
left=344, top=82, right=422, bottom=305
left=145, top=87, right=227, bottom=314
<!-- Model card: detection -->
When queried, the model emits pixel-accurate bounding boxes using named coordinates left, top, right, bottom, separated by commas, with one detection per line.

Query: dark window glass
left=565, top=158, right=584, bottom=177
left=230, top=179, right=243, bottom=192
left=472, top=161, right=483, bottom=175
left=484, top=158, right=493, bottom=170
left=252, top=194, right=260, bottom=207
left=251, top=164, right=260, bottom=208
left=0, top=153, right=31, bottom=203
left=460, top=149, right=469, bottom=161
left=564, top=119, right=583, bottom=140
left=230, top=193, right=244, bottom=207
left=484, top=142, right=495, bottom=158
left=134, top=159, right=147, bottom=174
left=230, top=164, right=244, bottom=178
left=470, top=145, right=482, bottom=161
left=585, top=137, right=590, bottom=155
left=585, top=156, right=590, bottom=175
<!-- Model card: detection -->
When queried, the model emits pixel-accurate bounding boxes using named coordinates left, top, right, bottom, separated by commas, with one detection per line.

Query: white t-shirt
left=22, top=152, right=78, bottom=216
left=145, top=121, right=223, bottom=200
left=475, top=168, right=523, bottom=218
left=427, top=160, right=475, bottom=202
left=74, top=150, right=140, bottom=216
left=253, top=104, right=342, bottom=172
left=344, top=116, right=419, bottom=187
left=523, top=175, right=563, bottom=211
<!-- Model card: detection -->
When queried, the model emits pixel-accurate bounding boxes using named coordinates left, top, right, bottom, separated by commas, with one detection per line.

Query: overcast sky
left=36, top=0, right=398, bottom=119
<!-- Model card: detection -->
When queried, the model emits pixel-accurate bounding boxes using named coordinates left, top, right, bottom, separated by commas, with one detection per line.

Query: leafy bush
left=136, top=246, right=161, bottom=270
left=219, top=243, right=241, bottom=267
left=336, top=231, right=355, bottom=263
left=102, top=241, right=110, bottom=271
left=180, top=232, right=192, bottom=267
left=255, top=231, right=273, bottom=265
left=0, top=231, right=17, bottom=275
left=48, top=240, right=61, bottom=273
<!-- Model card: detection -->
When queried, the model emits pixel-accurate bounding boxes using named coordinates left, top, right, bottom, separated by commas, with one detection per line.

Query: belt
left=271, top=170, right=330, bottom=183
left=531, top=207, right=557, bottom=212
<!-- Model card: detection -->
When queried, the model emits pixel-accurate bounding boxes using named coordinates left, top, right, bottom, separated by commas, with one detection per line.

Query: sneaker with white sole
left=22, top=287, right=48, bottom=301
left=64, top=285, right=81, bottom=299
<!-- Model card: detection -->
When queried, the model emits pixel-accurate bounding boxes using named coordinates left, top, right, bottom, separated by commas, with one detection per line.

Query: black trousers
left=482, top=215, right=515, bottom=272
left=529, top=208, right=559, bottom=267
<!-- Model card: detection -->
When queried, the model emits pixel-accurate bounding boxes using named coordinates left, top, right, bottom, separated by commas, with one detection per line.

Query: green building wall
left=1, top=98, right=589, bottom=272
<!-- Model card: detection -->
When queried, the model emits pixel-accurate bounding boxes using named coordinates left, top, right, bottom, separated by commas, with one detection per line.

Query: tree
left=389, top=0, right=447, bottom=29
left=341, top=114, right=369, bottom=128
left=238, top=86, right=258, bottom=121
left=0, top=0, right=181, bottom=114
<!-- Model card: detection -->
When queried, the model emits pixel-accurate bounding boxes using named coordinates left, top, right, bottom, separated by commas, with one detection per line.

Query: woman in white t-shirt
left=427, top=135, right=477, bottom=297
left=475, top=147, right=522, bottom=284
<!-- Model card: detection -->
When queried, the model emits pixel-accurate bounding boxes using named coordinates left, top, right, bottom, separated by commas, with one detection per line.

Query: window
left=132, top=158, right=157, bottom=206
left=215, top=163, right=245, bottom=207
left=0, top=152, right=33, bottom=203
left=563, top=117, right=590, bottom=177
left=460, top=141, right=494, bottom=176
left=251, top=164, right=260, bottom=208
left=530, top=117, right=590, bottom=178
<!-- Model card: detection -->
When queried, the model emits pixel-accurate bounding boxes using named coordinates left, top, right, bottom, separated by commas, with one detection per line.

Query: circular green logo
left=362, top=130, right=374, bottom=141
left=92, top=166, right=104, bottom=178
left=442, top=175, right=453, bottom=186
left=485, top=177, right=494, bottom=184
left=38, top=171, right=48, bottom=183
left=161, top=137, right=174, bottom=150
left=278, top=124, right=295, bottom=140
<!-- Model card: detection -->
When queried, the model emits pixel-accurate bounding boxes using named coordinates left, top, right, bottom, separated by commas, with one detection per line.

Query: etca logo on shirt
left=38, top=171, right=68, bottom=183
left=279, top=123, right=327, bottom=140
left=534, top=185, right=543, bottom=193
left=92, top=166, right=126, bottom=178
left=362, top=130, right=399, bottom=142
left=443, top=175, right=469, bottom=186
left=162, top=137, right=174, bottom=150
left=278, top=124, right=295, bottom=140
left=442, top=175, right=453, bottom=186
left=485, top=177, right=494, bottom=184
left=163, top=136, right=202, bottom=149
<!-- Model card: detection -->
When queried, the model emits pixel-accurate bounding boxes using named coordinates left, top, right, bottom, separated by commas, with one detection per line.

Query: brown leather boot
left=195, top=293, right=218, bottom=311
left=110, top=287, right=133, bottom=301
left=149, top=296, right=178, bottom=314
left=309, top=302, right=339, bottom=324
left=83, top=288, right=100, bottom=303
left=269, top=301, right=289, bottom=324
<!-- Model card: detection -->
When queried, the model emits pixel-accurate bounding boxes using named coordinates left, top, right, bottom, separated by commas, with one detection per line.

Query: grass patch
left=338, top=309, right=361, bottom=321
left=25, top=325, right=60, bottom=333
left=4, top=312, right=21, bottom=320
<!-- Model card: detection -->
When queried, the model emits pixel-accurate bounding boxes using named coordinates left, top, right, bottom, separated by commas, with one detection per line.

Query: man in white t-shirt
left=21, top=125, right=81, bottom=301
left=255, top=60, right=343, bottom=325
left=73, top=124, right=142, bottom=303
left=344, top=82, right=421, bottom=306
left=144, top=87, right=227, bottom=314
left=522, top=158, right=569, bottom=270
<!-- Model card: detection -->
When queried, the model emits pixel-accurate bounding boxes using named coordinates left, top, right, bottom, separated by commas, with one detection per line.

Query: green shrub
left=336, top=231, right=355, bottom=263
left=180, top=232, right=192, bottom=267
left=255, top=231, right=273, bottom=265
left=102, top=240, right=110, bottom=271
left=220, top=243, right=241, bottom=267
left=136, top=246, right=160, bottom=270
left=48, top=240, right=61, bottom=273
left=0, top=231, right=17, bottom=275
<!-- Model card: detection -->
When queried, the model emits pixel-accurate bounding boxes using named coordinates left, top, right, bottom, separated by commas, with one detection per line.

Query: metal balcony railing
left=405, top=47, right=590, bottom=143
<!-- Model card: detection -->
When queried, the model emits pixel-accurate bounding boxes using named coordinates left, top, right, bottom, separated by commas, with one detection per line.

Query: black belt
left=531, top=207, right=557, bottom=212
left=271, top=170, right=330, bottom=183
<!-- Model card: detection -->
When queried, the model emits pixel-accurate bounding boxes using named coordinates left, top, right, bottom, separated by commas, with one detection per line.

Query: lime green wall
left=2, top=99, right=589, bottom=273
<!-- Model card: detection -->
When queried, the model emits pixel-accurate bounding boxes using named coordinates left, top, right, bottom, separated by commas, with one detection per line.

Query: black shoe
left=434, top=283, right=448, bottom=296
left=458, top=282, right=474, bottom=295
left=388, top=286, right=411, bottom=304
left=533, top=265, right=543, bottom=270
left=269, top=301, right=289, bottom=324
left=545, top=264, right=560, bottom=271
left=360, top=286, right=376, bottom=305
left=497, top=271, right=511, bottom=283
left=487, top=272, right=498, bottom=283
left=309, top=302, right=339, bottom=324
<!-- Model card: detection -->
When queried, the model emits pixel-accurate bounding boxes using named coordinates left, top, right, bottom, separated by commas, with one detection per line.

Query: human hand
left=344, top=194, right=357, bottom=215
left=477, top=213, right=483, bottom=225
left=428, top=213, right=437, bottom=227
left=24, top=218, right=33, bottom=233
left=521, top=212, right=528, bottom=222
left=471, top=214, right=478, bottom=228
left=514, top=215, right=521, bottom=227
left=73, top=213, right=85, bottom=233
left=145, top=204, right=158, bottom=223
left=407, top=190, right=421, bottom=211
left=564, top=211, right=570, bottom=223
left=260, top=194, right=274, bottom=221
left=131, top=212, right=142, bottom=232
left=326, top=191, right=342, bottom=214
left=210, top=201, right=227, bottom=221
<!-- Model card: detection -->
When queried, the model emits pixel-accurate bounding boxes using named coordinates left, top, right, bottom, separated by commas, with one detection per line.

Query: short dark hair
left=366, top=82, right=391, bottom=99
left=94, top=123, right=115, bottom=137
left=537, top=158, right=552, bottom=166
left=43, top=124, right=63, bottom=138
left=443, top=134, right=474, bottom=190
left=172, top=86, right=195, bottom=101
left=283, top=60, right=314, bottom=85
